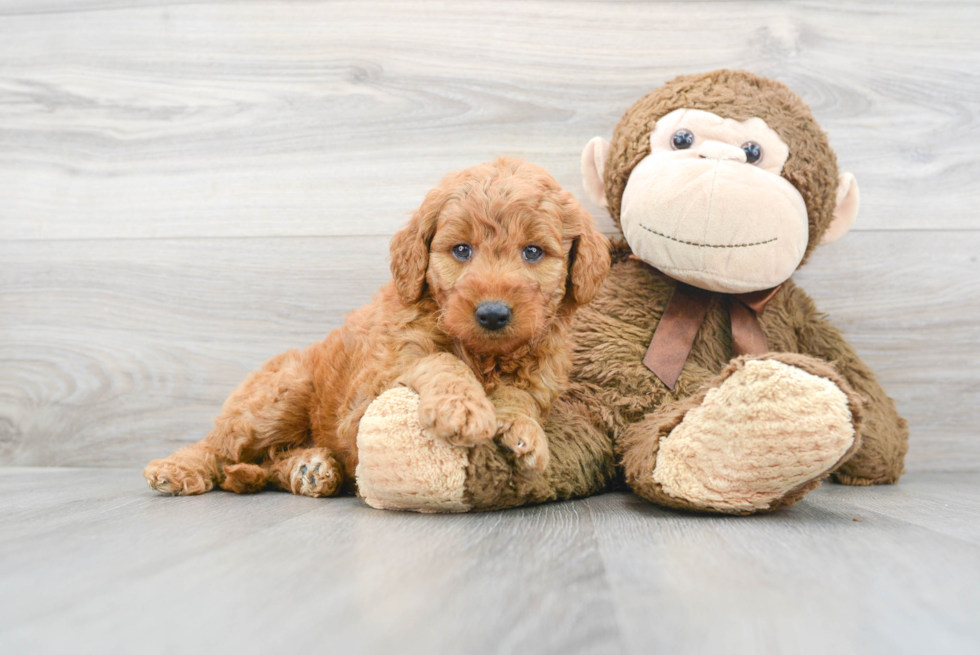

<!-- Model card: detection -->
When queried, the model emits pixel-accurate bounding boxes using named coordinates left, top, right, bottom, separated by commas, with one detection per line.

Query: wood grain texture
left=589, top=474, right=980, bottom=655
left=1, top=0, right=978, bottom=469
left=0, top=468, right=978, bottom=655
left=1, top=0, right=978, bottom=239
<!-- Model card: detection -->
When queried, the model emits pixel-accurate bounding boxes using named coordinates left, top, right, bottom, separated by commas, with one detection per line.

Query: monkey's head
left=581, top=70, right=859, bottom=294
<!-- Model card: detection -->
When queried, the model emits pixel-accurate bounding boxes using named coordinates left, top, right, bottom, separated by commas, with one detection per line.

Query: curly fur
left=144, top=158, right=610, bottom=497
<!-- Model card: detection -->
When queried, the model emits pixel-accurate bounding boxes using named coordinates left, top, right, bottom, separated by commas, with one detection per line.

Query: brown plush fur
left=144, top=158, right=610, bottom=497
left=457, top=250, right=908, bottom=512
left=449, top=71, right=908, bottom=513
left=462, top=395, right=618, bottom=511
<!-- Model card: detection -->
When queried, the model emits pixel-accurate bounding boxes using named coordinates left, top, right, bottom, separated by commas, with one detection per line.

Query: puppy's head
left=390, top=158, right=610, bottom=355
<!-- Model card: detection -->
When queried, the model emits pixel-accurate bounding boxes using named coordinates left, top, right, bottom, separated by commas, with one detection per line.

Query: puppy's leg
left=398, top=352, right=497, bottom=447
left=490, top=386, right=550, bottom=472
left=219, top=447, right=344, bottom=497
left=266, top=447, right=344, bottom=498
left=144, top=349, right=313, bottom=495
left=219, top=463, right=269, bottom=494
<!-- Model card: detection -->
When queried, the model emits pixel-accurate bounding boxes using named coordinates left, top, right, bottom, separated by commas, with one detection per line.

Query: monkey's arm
left=784, top=284, right=908, bottom=484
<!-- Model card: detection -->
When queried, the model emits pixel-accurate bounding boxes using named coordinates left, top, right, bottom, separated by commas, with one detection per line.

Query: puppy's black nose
left=475, top=301, right=512, bottom=331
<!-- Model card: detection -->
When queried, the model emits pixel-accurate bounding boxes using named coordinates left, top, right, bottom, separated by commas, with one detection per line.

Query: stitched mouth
left=639, top=224, right=777, bottom=249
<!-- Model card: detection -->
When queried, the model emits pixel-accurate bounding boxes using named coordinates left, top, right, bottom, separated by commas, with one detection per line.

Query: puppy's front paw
left=498, top=416, right=549, bottom=473
left=418, top=387, right=497, bottom=447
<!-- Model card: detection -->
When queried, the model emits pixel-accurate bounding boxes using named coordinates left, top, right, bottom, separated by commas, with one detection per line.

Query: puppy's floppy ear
left=390, top=186, right=443, bottom=304
left=564, top=199, right=611, bottom=306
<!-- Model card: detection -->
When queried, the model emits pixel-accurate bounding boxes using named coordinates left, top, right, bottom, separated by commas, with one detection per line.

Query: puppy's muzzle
left=474, top=301, right=512, bottom=332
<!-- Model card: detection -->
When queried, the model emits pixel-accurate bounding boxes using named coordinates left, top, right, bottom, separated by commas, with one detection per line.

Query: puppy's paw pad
left=290, top=456, right=342, bottom=498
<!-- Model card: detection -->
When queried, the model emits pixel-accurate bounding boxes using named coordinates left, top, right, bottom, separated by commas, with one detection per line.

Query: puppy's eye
left=671, top=129, right=694, bottom=150
left=741, top=141, right=762, bottom=165
left=522, top=245, right=544, bottom=263
left=451, top=244, right=472, bottom=261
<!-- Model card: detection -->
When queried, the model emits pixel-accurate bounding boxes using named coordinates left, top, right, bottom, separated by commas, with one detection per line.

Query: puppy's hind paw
left=498, top=417, right=550, bottom=473
left=289, top=453, right=343, bottom=498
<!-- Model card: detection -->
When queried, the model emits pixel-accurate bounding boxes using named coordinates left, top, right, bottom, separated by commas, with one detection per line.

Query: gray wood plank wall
left=1, top=0, right=978, bottom=469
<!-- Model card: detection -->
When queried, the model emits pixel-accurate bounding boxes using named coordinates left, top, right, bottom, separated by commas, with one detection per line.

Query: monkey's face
left=619, top=109, right=808, bottom=293
left=582, top=73, right=861, bottom=290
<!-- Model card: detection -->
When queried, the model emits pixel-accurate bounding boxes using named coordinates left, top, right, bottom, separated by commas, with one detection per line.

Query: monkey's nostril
left=475, top=301, right=512, bottom=332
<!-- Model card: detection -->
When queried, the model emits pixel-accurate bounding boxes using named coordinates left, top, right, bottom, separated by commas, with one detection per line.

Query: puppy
left=144, top=158, right=610, bottom=497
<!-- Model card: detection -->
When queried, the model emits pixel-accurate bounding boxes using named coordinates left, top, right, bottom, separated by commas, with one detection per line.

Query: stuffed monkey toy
left=356, top=70, right=908, bottom=514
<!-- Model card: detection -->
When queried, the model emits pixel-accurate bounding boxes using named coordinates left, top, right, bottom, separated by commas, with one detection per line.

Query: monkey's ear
left=390, top=191, right=442, bottom=304
left=820, top=172, right=860, bottom=245
left=581, top=136, right=611, bottom=207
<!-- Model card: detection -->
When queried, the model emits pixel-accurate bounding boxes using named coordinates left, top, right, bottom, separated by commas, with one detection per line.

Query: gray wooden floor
left=1, top=468, right=978, bottom=655
left=2, top=1, right=980, bottom=653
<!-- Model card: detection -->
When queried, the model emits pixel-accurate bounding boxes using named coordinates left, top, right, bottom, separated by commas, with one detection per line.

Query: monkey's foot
left=652, top=355, right=861, bottom=513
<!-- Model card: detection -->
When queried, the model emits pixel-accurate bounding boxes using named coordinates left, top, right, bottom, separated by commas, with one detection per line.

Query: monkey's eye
left=671, top=129, right=695, bottom=150
left=522, top=245, right=544, bottom=263
left=452, top=244, right=473, bottom=261
left=741, top=141, right=762, bottom=165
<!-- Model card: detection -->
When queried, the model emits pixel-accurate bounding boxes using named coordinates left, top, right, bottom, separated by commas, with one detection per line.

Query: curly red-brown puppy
left=144, top=158, right=610, bottom=497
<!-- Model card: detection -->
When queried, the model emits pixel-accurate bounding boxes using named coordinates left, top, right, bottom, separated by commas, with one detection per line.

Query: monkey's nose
left=697, top=140, right=747, bottom=163
left=475, top=301, right=512, bottom=331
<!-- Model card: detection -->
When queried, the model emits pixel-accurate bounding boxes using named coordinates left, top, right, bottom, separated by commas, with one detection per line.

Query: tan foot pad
left=653, top=359, right=855, bottom=512
left=356, top=386, right=471, bottom=513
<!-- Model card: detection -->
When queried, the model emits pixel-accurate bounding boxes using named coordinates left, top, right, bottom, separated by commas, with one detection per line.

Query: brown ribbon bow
left=642, top=280, right=782, bottom=390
